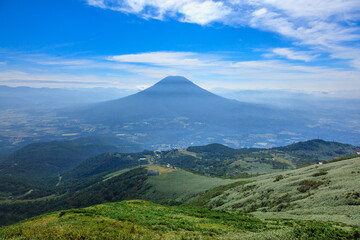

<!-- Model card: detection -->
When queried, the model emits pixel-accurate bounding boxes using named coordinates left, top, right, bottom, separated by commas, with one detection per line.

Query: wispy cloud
left=86, top=0, right=360, bottom=69
left=108, top=51, right=215, bottom=67
left=2, top=51, right=360, bottom=94
left=86, top=0, right=231, bottom=25
left=269, top=48, right=319, bottom=62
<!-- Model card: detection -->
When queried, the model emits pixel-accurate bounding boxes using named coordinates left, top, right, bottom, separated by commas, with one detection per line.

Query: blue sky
left=1, top=0, right=360, bottom=94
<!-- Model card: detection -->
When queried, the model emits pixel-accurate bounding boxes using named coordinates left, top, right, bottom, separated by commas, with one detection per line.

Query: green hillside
left=63, top=151, right=149, bottom=181
left=0, top=166, right=236, bottom=226
left=155, top=139, right=358, bottom=177
left=0, top=138, right=114, bottom=179
left=0, top=137, right=143, bottom=199
left=1, top=200, right=358, bottom=240
left=189, top=157, right=360, bottom=226
left=0, top=136, right=143, bottom=179
left=0, top=139, right=358, bottom=228
left=274, top=139, right=358, bottom=166
left=143, top=166, right=236, bottom=204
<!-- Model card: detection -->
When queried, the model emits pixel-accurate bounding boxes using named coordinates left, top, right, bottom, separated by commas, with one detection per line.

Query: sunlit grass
left=0, top=200, right=358, bottom=240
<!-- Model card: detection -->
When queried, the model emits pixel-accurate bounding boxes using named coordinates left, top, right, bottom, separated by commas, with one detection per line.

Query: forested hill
left=0, top=136, right=142, bottom=179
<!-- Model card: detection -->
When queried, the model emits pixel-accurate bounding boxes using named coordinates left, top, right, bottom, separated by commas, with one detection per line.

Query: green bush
left=312, top=170, right=328, bottom=177
left=274, top=175, right=284, bottom=182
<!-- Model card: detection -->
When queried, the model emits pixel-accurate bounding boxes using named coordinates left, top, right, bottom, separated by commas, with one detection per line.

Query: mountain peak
left=157, top=76, right=192, bottom=84
left=140, top=76, right=209, bottom=96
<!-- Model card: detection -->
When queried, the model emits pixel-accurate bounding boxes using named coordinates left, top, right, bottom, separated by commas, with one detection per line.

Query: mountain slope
left=62, top=76, right=360, bottom=148
left=1, top=200, right=358, bottom=240
left=0, top=165, right=235, bottom=226
left=0, top=136, right=142, bottom=179
left=157, top=139, right=358, bottom=176
left=72, top=76, right=275, bottom=125
left=189, top=156, right=360, bottom=226
left=65, top=76, right=306, bottom=149
left=274, top=139, right=358, bottom=165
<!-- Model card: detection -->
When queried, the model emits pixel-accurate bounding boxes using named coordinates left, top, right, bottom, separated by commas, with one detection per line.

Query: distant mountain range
left=65, top=76, right=314, bottom=148
left=2, top=76, right=360, bottom=150
left=0, top=85, right=133, bottom=110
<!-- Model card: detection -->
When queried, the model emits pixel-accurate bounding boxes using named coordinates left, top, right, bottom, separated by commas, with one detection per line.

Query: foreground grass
left=0, top=200, right=358, bottom=240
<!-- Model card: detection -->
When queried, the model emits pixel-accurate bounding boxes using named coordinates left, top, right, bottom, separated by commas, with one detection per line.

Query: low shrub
left=273, top=175, right=284, bottom=182
left=298, top=180, right=326, bottom=193
left=312, top=170, right=328, bottom=177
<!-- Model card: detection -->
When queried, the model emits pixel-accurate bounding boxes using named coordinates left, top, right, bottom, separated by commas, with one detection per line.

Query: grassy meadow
left=197, top=157, right=360, bottom=226
left=144, top=166, right=237, bottom=204
left=1, top=200, right=358, bottom=240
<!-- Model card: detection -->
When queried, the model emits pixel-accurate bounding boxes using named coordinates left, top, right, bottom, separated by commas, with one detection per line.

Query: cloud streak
left=270, top=48, right=318, bottom=62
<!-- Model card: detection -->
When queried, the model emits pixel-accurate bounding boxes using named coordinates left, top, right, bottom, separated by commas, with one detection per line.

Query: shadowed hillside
left=0, top=136, right=142, bottom=179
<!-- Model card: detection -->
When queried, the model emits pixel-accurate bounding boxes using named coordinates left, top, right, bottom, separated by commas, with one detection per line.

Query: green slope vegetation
left=0, top=139, right=358, bottom=228
left=63, top=151, right=149, bottom=181
left=156, top=139, right=359, bottom=177
left=190, top=157, right=360, bottom=226
left=0, top=167, right=149, bottom=226
left=143, top=166, right=237, bottom=204
left=274, top=139, right=358, bottom=166
left=0, top=136, right=142, bottom=179
left=0, top=137, right=143, bottom=199
left=0, top=165, right=237, bottom=226
left=1, top=200, right=358, bottom=240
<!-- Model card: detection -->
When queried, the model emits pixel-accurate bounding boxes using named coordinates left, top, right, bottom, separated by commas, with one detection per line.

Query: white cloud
left=86, top=0, right=106, bottom=8
left=87, top=0, right=360, bottom=69
left=86, top=0, right=231, bottom=25
left=108, top=51, right=214, bottom=67
left=179, top=1, right=231, bottom=25
left=271, top=48, right=318, bottom=62
left=252, top=0, right=360, bottom=20
left=36, top=60, right=93, bottom=66
left=2, top=51, right=360, bottom=94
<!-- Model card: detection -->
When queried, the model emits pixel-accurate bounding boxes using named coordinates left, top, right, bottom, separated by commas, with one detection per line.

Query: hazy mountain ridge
left=0, top=85, right=133, bottom=110
left=60, top=76, right=360, bottom=148
left=0, top=136, right=143, bottom=179
left=2, top=77, right=360, bottom=152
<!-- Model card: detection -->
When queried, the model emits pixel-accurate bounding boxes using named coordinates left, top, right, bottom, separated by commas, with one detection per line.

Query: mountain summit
left=136, top=76, right=219, bottom=98
left=153, top=76, right=194, bottom=85
left=73, top=76, right=242, bottom=123
left=66, top=76, right=291, bottom=147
